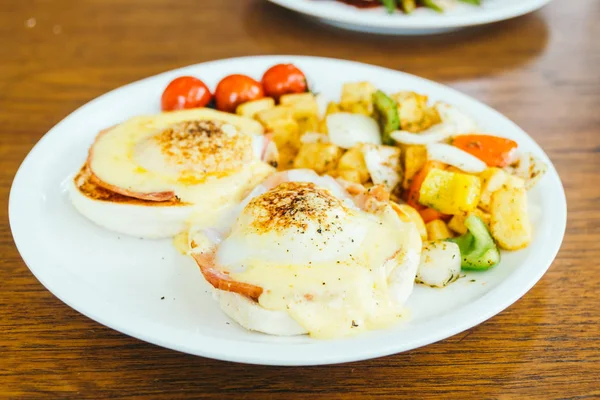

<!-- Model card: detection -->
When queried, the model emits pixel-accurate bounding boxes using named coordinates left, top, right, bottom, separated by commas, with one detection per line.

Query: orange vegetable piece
left=452, top=135, right=518, bottom=168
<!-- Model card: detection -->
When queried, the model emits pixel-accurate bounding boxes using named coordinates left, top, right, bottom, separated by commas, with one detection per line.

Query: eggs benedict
left=188, top=170, right=422, bottom=338
left=69, top=108, right=277, bottom=238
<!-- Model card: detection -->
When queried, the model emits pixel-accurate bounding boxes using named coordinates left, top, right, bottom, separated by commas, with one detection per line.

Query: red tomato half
left=161, top=76, right=212, bottom=111
left=261, top=64, right=308, bottom=101
left=214, top=74, right=264, bottom=113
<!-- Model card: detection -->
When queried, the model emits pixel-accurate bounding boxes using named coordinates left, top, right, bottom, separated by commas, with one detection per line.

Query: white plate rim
left=9, top=55, right=567, bottom=366
left=267, top=0, right=553, bottom=29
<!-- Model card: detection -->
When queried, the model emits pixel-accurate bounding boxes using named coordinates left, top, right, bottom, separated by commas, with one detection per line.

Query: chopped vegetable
left=326, top=112, right=381, bottom=149
left=490, top=187, right=532, bottom=250
left=422, top=0, right=444, bottom=12
left=419, top=168, right=481, bottom=215
left=459, top=0, right=481, bottom=5
left=373, top=90, right=400, bottom=145
left=452, top=135, right=518, bottom=168
left=448, top=209, right=490, bottom=235
left=425, top=219, right=453, bottom=240
left=448, top=215, right=500, bottom=270
left=400, top=0, right=417, bottom=13
left=381, top=0, right=396, bottom=13
left=337, top=146, right=370, bottom=184
left=391, top=103, right=478, bottom=145
left=479, top=168, right=525, bottom=212
left=361, top=144, right=401, bottom=191
left=293, top=142, right=342, bottom=175
left=426, top=143, right=487, bottom=173
left=280, top=93, right=319, bottom=119
left=405, top=161, right=447, bottom=219
left=402, top=145, right=428, bottom=189
left=507, top=152, right=548, bottom=190
left=340, top=82, right=377, bottom=115
left=236, top=97, right=275, bottom=118
left=416, top=241, right=461, bottom=287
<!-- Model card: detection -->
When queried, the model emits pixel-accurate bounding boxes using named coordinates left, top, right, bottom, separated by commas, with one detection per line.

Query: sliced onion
left=391, top=125, right=455, bottom=145
left=361, top=144, right=401, bottom=191
left=326, top=112, right=381, bottom=149
left=426, top=143, right=486, bottom=173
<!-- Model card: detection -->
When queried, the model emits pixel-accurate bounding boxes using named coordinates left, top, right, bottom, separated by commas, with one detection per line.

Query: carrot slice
left=452, top=135, right=518, bottom=168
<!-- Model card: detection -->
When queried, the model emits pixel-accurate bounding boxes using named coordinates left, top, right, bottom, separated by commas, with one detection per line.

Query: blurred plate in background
left=267, top=0, right=552, bottom=35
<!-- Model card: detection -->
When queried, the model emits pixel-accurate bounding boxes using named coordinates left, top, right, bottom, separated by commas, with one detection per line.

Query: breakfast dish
left=68, top=108, right=275, bottom=238
left=267, top=0, right=552, bottom=35
left=10, top=56, right=566, bottom=365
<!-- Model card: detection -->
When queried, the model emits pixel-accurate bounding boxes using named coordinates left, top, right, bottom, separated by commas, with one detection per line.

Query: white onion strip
left=426, top=143, right=486, bottom=173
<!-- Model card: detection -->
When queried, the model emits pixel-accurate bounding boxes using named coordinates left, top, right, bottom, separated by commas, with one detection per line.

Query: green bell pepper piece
left=381, top=0, right=397, bottom=13
left=459, top=0, right=481, bottom=5
left=421, top=0, right=444, bottom=13
left=372, top=90, right=400, bottom=145
left=448, top=215, right=500, bottom=270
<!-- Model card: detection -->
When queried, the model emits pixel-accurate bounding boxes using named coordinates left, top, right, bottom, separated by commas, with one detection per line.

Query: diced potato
left=391, top=202, right=428, bottom=241
left=448, top=209, right=491, bottom=235
left=293, top=142, right=342, bottom=174
left=337, top=169, right=362, bottom=184
left=325, top=101, right=342, bottom=116
left=280, top=93, right=319, bottom=119
left=419, top=169, right=481, bottom=215
left=402, top=145, right=427, bottom=189
left=490, top=187, right=532, bottom=250
left=277, top=145, right=298, bottom=171
left=345, top=103, right=372, bottom=116
left=340, top=82, right=377, bottom=115
left=236, top=97, right=275, bottom=118
left=390, top=91, right=441, bottom=133
left=337, top=146, right=370, bottom=184
left=479, top=168, right=525, bottom=212
left=256, top=105, right=294, bottom=129
left=425, top=220, right=453, bottom=240
left=269, top=119, right=301, bottom=150
left=297, top=115, right=320, bottom=135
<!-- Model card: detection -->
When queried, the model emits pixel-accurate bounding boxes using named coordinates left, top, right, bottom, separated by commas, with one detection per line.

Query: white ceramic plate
left=268, top=0, right=552, bottom=35
left=10, top=56, right=566, bottom=366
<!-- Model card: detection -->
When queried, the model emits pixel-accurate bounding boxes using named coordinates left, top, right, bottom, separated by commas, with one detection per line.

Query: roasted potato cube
left=479, top=168, right=525, bottom=211
left=277, top=145, right=298, bottom=171
left=325, top=101, right=342, bottom=116
left=236, top=97, right=275, bottom=118
left=490, top=187, right=531, bottom=250
left=340, top=82, right=376, bottom=115
left=391, top=91, right=440, bottom=132
left=269, top=119, right=301, bottom=150
left=337, top=169, right=362, bottom=184
left=402, top=145, right=427, bottom=189
left=297, top=115, right=320, bottom=135
left=419, top=169, right=481, bottom=215
left=448, top=209, right=491, bottom=235
left=256, top=105, right=294, bottom=129
left=280, top=93, right=319, bottom=119
left=391, top=202, right=428, bottom=241
left=337, top=146, right=370, bottom=184
left=293, top=143, right=342, bottom=174
left=426, top=220, right=453, bottom=241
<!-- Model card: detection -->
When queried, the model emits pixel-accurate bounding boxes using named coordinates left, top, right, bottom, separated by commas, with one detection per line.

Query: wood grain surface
left=1, top=0, right=599, bottom=398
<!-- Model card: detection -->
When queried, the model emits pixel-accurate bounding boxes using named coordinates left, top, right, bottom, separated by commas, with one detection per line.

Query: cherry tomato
left=214, top=74, right=264, bottom=112
left=261, top=64, right=308, bottom=101
left=161, top=76, right=212, bottom=111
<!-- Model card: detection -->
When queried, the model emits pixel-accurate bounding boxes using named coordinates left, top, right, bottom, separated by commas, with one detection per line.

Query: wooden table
left=1, top=0, right=599, bottom=398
